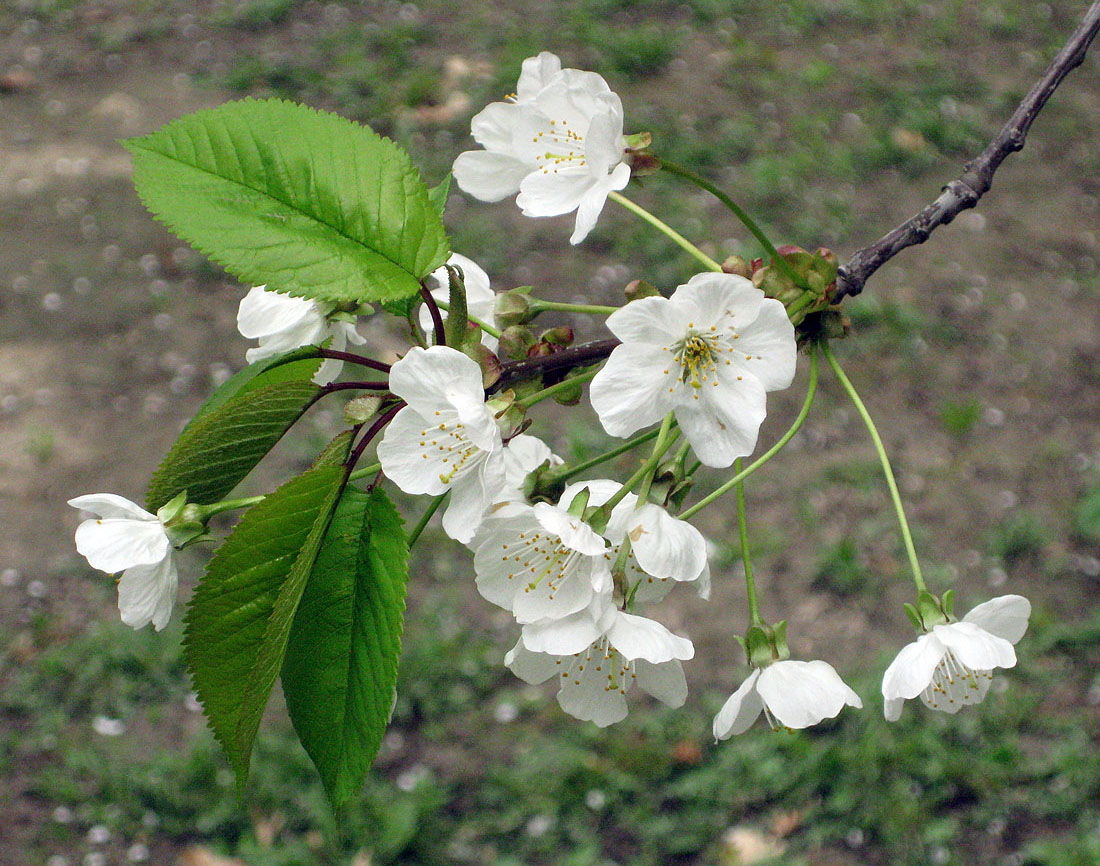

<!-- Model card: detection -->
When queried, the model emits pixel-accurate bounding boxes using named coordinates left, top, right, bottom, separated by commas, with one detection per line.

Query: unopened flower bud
left=497, top=325, right=537, bottom=361
left=344, top=394, right=383, bottom=424
left=494, top=287, right=532, bottom=328
left=721, top=255, right=752, bottom=278
left=464, top=343, right=502, bottom=389
left=624, top=279, right=661, bottom=302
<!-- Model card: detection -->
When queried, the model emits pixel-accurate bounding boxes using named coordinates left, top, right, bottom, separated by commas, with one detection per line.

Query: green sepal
left=941, top=588, right=956, bottom=619
left=772, top=620, right=790, bottom=660
left=744, top=625, right=774, bottom=667
left=916, top=590, right=948, bottom=629
left=903, top=602, right=924, bottom=631
left=496, top=287, right=533, bottom=328
left=566, top=487, right=590, bottom=519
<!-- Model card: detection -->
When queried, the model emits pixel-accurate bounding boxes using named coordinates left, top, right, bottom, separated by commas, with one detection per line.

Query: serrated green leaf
left=146, top=377, right=321, bottom=512
left=428, top=173, right=451, bottom=217
left=191, top=347, right=323, bottom=427
left=282, top=485, right=409, bottom=806
left=184, top=439, right=350, bottom=784
left=123, top=98, right=450, bottom=304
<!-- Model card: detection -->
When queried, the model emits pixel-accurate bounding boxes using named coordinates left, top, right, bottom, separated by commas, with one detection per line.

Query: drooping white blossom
left=377, top=346, right=507, bottom=544
left=68, top=494, right=179, bottom=632
left=472, top=500, right=611, bottom=625
left=453, top=51, right=631, bottom=244
left=560, top=479, right=710, bottom=603
left=495, top=433, right=563, bottom=508
left=507, top=606, right=694, bottom=727
left=589, top=272, right=797, bottom=468
left=881, top=594, right=1030, bottom=720
left=420, top=253, right=498, bottom=349
left=713, top=659, right=862, bottom=738
left=236, top=285, right=366, bottom=384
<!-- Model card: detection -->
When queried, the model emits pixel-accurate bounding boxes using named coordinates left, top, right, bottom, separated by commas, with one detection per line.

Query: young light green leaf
left=123, top=98, right=450, bottom=304
left=146, top=377, right=321, bottom=512
left=428, top=173, right=451, bottom=218
left=282, top=485, right=409, bottom=807
left=184, top=435, right=351, bottom=785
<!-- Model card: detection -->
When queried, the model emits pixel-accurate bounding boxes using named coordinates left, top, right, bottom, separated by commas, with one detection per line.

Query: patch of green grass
left=813, top=538, right=871, bottom=597
left=987, top=511, right=1049, bottom=565
left=939, top=397, right=983, bottom=437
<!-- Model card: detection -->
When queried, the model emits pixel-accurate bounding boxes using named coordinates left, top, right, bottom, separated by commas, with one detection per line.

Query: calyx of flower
left=738, top=620, right=790, bottom=667
left=905, top=589, right=955, bottom=632
left=156, top=492, right=208, bottom=549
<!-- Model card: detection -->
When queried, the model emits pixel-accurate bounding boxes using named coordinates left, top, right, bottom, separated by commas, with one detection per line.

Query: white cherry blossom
left=453, top=51, right=631, bottom=244
left=69, top=494, right=179, bottom=632
left=377, top=346, right=507, bottom=544
left=882, top=594, right=1031, bottom=720
left=559, top=479, right=710, bottom=603
left=589, top=272, right=797, bottom=468
left=507, top=606, right=694, bottom=727
left=420, top=253, right=498, bottom=349
left=495, top=434, right=563, bottom=508
left=713, top=659, right=862, bottom=738
left=236, top=285, right=366, bottom=384
left=472, top=500, right=611, bottom=625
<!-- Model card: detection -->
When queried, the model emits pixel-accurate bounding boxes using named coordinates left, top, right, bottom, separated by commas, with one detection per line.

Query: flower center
left=501, top=531, right=584, bottom=601
left=920, top=650, right=993, bottom=711
left=418, top=418, right=482, bottom=486
left=674, top=331, right=719, bottom=389
left=532, top=119, right=587, bottom=174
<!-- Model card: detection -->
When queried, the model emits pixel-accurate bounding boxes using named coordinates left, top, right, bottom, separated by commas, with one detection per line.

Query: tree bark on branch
left=833, top=0, right=1100, bottom=301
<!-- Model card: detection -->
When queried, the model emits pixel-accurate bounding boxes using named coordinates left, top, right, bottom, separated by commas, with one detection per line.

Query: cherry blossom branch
left=493, top=338, right=620, bottom=391
left=834, top=0, right=1100, bottom=301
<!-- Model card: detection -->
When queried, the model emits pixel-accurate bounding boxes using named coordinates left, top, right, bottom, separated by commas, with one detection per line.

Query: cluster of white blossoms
left=68, top=48, right=1032, bottom=742
left=453, top=51, right=631, bottom=245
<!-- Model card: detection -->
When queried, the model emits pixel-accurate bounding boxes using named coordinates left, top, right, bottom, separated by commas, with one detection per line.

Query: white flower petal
left=440, top=458, right=498, bottom=544
left=453, top=149, right=531, bottom=202
left=884, top=696, right=907, bottom=722
left=635, top=659, right=688, bottom=707
left=387, top=346, right=485, bottom=415
left=68, top=494, right=156, bottom=522
left=674, top=371, right=767, bottom=468
left=733, top=299, right=797, bottom=392
left=557, top=645, right=629, bottom=727
left=671, top=272, right=763, bottom=331
left=517, top=169, right=595, bottom=218
left=532, top=502, right=607, bottom=557
left=606, top=610, right=694, bottom=664
left=521, top=605, right=607, bottom=656
left=74, top=518, right=171, bottom=573
left=117, top=554, right=178, bottom=631
left=604, top=295, right=680, bottom=346
left=713, top=669, right=763, bottom=739
left=932, top=621, right=1017, bottom=672
left=516, top=52, right=563, bottom=101
left=505, top=639, right=560, bottom=685
left=756, top=660, right=862, bottom=729
left=376, top=407, right=451, bottom=496
left=236, top=286, right=318, bottom=338
left=962, top=594, right=1031, bottom=644
left=589, top=343, right=676, bottom=438
left=583, top=109, right=626, bottom=175
left=628, top=503, right=708, bottom=583
left=881, top=633, right=946, bottom=702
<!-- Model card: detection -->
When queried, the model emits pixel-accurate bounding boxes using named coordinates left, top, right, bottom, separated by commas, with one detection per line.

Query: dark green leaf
left=184, top=435, right=351, bottom=784
left=146, top=377, right=321, bottom=512
left=282, top=486, right=409, bottom=806
left=123, top=98, right=450, bottom=304
left=191, top=346, right=323, bottom=426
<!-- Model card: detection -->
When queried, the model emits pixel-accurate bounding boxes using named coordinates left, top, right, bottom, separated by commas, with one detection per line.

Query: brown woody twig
left=834, top=1, right=1100, bottom=301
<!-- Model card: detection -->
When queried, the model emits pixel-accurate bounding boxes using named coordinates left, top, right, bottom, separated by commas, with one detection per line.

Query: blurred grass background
left=1, top=1, right=1099, bottom=865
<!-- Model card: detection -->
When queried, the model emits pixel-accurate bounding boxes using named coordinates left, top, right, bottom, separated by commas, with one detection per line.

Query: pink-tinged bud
left=539, top=326, right=574, bottom=347
left=463, top=343, right=502, bottom=389
left=497, top=325, right=536, bottom=361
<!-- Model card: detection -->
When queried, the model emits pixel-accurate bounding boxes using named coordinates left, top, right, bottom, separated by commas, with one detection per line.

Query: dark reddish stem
left=492, top=338, right=620, bottom=391
left=320, top=381, right=391, bottom=393
left=345, top=401, right=405, bottom=478
left=316, top=348, right=391, bottom=374
left=420, top=282, right=446, bottom=346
